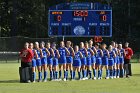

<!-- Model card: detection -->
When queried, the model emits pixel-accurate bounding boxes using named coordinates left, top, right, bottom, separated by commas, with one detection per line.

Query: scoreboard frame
left=48, top=3, right=112, bottom=37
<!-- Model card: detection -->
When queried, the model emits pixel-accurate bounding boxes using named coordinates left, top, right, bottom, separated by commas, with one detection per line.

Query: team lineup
left=24, top=40, right=127, bottom=83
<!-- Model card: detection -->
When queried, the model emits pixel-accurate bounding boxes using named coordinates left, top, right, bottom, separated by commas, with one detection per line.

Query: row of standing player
left=28, top=40, right=125, bottom=82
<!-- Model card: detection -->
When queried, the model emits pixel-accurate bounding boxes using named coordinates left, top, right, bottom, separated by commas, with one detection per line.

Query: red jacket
left=124, top=47, right=133, bottom=59
left=20, top=48, right=33, bottom=62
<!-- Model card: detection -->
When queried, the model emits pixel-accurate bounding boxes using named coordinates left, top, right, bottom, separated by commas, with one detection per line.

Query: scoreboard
left=48, top=2, right=112, bottom=37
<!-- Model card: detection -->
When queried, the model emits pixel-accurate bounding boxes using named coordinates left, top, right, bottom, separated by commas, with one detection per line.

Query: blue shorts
left=96, top=58, right=102, bottom=65
left=86, top=57, right=91, bottom=66
left=108, top=59, right=114, bottom=66
left=59, top=56, right=67, bottom=64
left=81, top=57, right=87, bottom=65
left=32, top=59, right=36, bottom=67
left=114, top=57, right=117, bottom=63
left=53, top=58, right=58, bottom=66
left=36, top=59, right=41, bottom=66
left=41, top=57, right=47, bottom=65
left=66, top=56, right=73, bottom=64
left=73, top=59, right=81, bottom=67
left=91, top=56, right=96, bottom=64
left=47, top=57, right=53, bottom=65
left=102, top=57, right=108, bottom=65
left=119, top=57, right=124, bottom=64
left=116, top=56, right=120, bottom=64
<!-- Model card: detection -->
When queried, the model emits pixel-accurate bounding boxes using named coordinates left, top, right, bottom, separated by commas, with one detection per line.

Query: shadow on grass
left=0, top=80, right=20, bottom=83
left=133, top=74, right=140, bottom=77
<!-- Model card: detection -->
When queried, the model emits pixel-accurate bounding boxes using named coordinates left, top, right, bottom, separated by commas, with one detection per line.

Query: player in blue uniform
left=118, top=44, right=126, bottom=78
left=79, top=42, right=88, bottom=80
left=108, top=45, right=116, bottom=79
left=58, top=41, right=70, bottom=81
left=115, top=44, right=121, bottom=78
left=101, top=43, right=110, bottom=79
left=46, top=42, right=55, bottom=81
left=34, top=42, right=43, bottom=82
left=73, top=45, right=83, bottom=80
left=85, top=42, right=94, bottom=80
left=29, top=43, right=37, bottom=83
left=111, top=41, right=118, bottom=78
left=89, top=40, right=97, bottom=80
left=66, top=41, right=74, bottom=80
left=95, top=43, right=103, bottom=80
left=40, top=41, right=50, bottom=82
left=52, top=43, right=60, bottom=81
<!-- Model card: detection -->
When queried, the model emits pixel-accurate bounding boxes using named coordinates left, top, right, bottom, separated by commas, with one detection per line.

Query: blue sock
left=117, top=69, right=120, bottom=77
left=78, top=71, right=81, bottom=79
left=55, top=71, right=58, bottom=79
left=110, top=70, right=113, bottom=77
left=59, top=70, right=62, bottom=79
left=33, top=72, right=36, bottom=81
left=106, top=69, right=109, bottom=77
left=122, top=69, right=124, bottom=76
left=53, top=71, right=55, bottom=79
left=98, top=70, right=101, bottom=78
left=66, top=70, right=68, bottom=79
left=89, top=70, right=92, bottom=78
left=44, top=71, right=47, bottom=80
left=113, top=69, right=116, bottom=77
left=64, top=70, right=66, bottom=78
left=70, top=70, right=73, bottom=79
left=86, top=69, right=89, bottom=77
left=39, top=72, right=42, bottom=80
left=84, top=70, right=86, bottom=78
left=73, top=71, right=76, bottom=79
left=100, top=69, right=103, bottom=77
left=50, top=71, right=53, bottom=80
left=93, top=69, right=96, bottom=77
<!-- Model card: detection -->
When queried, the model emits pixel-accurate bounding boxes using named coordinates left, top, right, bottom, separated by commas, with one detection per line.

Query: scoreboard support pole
left=63, top=36, right=65, bottom=41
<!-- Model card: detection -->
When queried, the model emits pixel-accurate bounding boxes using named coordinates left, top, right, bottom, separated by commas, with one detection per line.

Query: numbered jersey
left=109, top=51, right=114, bottom=60
left=79, top=48, right=86, bottom=57
left=74, top=51, right=81, bottom=60
left=35, top=49, right=41, bottom=59
left=102, top=49, right=108, bottom=58
left=41, top=48, right=47, bottom=57
left=67, top=47, right=73, bottom=56
left=58, top=47, right=67, bottom=57
left=119, top=48, right=125, bottom=58
left=96, top=49, right=102, bottom=58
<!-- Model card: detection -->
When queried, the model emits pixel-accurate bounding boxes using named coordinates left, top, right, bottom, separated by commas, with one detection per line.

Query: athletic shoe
left=100, top=77, right=102, bottom=79
left=63, top=78, right=66, bottom=81
left=26, top=80, right=31, bottom=83
left=82, top=78, right=86, bottom=80
left=58, top=78, right=62, bottom=81
left=89, top=78, right=92, bottom=80
left=93, top=77, right=96, bottom=80
left=98, top=77, right=101, bottom=80
left=117, top=76, right=119, bottom=78
left=85, top=77, right=88, bottom=80
left=114, top=76, right=116, bottom=79
left=43, top=79, right=47, bottom=82
left=105, top=77, right=109, bottom=79
left=32, top=81, right=36, bottom=83
left=110, top=77, right=113, bottom=79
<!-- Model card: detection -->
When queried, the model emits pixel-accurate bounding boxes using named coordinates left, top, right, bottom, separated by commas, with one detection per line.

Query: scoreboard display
left=48, top=2, right=112, bottom=37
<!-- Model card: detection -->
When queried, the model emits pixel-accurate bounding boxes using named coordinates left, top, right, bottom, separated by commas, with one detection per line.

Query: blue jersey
left=102, top=49, right=108, bottom=58
left=41, top=48, right=47, bottom=57
left=54, top=49, right=58, bottom=58
left=58, top=47, right=67, bottom=57
left=109, top=51, right=114, bottom=60
left=58, top=47, right=67, bottom=64
left=87, top=48, right=91, bottom=58
left=35, top=49, right=41, bottom=59
left=67, top=47, right=73, bottom=56
left=96, top=49, right=102, bottom=59
left=119, top=49, right=125, bottom=58
left=74, top=51, right=81, bottom=61
left=48, top=48, right=53, bottom=58
left=79, top=48, right=86, bottom=57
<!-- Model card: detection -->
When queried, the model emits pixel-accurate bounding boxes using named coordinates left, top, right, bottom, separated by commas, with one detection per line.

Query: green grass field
left=0, top=63, right=140, bottom=93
